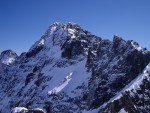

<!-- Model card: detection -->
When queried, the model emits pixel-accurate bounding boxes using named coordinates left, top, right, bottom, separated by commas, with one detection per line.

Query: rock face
left=0, top=22, right=150, bottom=113
left=99, top=63, right=150, bottom=113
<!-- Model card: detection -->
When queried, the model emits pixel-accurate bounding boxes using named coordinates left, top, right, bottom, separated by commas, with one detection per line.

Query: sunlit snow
left=68, top=28, right=76, bottom=39
left=2, top=57, right=15, bottom=65
left=48, top=72, right=73, bottom=95
left=131, top=41, right=142, bottom=51
left=119, top=108, right=128, bottom=113
left=11, top=107, right=28, bottom=113
left=38, top=39, right=45, bottom=46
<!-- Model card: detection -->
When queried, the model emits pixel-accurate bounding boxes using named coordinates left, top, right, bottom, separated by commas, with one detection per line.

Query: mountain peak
left=1, top=22, right=150, bottom=113
left=67, top=22, right=81, bottom=29
left=29, top=22, right=86, bottom=56
left=0, top=49, right=16, bottom=55
left=0, top=49, right=18, bottom=65
left=50, top=22, right=65, bottom=28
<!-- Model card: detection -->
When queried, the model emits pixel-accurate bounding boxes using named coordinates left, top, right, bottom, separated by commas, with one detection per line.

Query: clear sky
left=0, top=0, right=150, bottom=55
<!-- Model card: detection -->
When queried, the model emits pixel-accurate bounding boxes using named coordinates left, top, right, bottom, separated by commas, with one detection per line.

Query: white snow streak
left=11, top=107, right=28, bottom=113
left=108, top=63, right=150, bottom=103
left=48, top=72, right=73, bottom=95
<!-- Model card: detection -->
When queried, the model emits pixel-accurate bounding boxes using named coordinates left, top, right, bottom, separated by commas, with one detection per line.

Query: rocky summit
left=0, top=22, right=150, bottom=113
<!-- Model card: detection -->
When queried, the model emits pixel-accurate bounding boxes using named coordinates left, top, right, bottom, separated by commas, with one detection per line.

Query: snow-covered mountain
left=0, top=22, right=150, bottom=113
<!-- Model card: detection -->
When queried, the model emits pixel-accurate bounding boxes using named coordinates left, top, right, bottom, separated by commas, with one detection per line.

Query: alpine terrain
left=0, top=22, right=150, bottom=113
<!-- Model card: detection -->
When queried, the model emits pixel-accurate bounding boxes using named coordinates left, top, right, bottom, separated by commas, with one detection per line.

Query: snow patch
left=81, top=39, right=87, bottom=43
left=119, top=108, right=128, bottom=113
left=38, top=39, right=45, bottom=46
left=48, top=72, right=73, bottom=95
left=2, top=57, right=15, bottom=65
left=68, top=28, right=76, bottom=39
left=131, top=41, right=142, bottom=51
left=31, top=108, right=45, bottom=113
left=11, top=107, right=28, bottom=113
left=42, top=59, right=90, bottom=98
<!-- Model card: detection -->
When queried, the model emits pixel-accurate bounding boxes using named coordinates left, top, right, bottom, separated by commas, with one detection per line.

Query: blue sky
left=0, top=0, right=150, bottom=55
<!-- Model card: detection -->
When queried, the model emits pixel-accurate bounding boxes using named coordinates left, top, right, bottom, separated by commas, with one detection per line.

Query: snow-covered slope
left=0, top=22, right=150, bottom=113
left=99, top=63, right=150, bottom=113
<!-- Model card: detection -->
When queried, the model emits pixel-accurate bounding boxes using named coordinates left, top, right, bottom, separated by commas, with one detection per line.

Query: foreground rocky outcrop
left=99, top=63, right=150, bottom=113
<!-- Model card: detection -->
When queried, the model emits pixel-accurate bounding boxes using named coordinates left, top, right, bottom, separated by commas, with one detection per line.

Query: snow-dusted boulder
left=11, top=107, right=28, bottom=113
